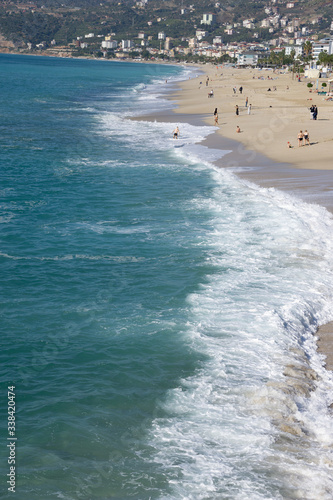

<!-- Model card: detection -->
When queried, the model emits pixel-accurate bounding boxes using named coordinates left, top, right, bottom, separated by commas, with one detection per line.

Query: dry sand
left=174, top=65, right=333, bottom=171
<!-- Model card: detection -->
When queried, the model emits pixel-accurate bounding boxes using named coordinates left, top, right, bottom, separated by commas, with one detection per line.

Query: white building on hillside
left=284, top=45, right=303, bottom=58
left=122, top=40, right=134, bottom=49
left=312, top=38, right=333, bottom=59
left=101, top=40, right=118, bottom=49
left=261, top=19, right=270, bottom=28
left=243, top=19, right=255, bottom=29
left=196, top=29, right=208, bottom=40
left=201, top=13, right=216, bottom=25
left=213, top=36, right=223, bottom=45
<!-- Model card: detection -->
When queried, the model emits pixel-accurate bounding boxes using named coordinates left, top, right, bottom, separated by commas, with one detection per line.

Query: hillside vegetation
left=0, top=0, right=332, bottom=47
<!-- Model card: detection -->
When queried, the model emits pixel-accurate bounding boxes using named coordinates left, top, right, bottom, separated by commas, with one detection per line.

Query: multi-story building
left=243, top=19, right=255, bottom=29
left=237, top=51, right=259, bottom=66
left=101, top=40, right=118, bottom=49
left=196, top=29, right=208, bottom=40
left=201, top=13, right=217, bottom=26
left=164, top=38, right=173, bottom=50
left=312, top=38, right=333, bottom=59
left=284, top=45, right=303, bottom=58
left=122, top=40, right=134, bottom=49
left=261, top=19, right=270, bottom=28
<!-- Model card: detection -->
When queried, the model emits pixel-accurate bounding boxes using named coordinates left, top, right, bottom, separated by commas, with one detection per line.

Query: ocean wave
left=147, top=164, right=333, bottom=499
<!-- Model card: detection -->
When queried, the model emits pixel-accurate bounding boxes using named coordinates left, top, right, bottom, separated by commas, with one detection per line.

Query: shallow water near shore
left=1, top=54, right=333, bottom=499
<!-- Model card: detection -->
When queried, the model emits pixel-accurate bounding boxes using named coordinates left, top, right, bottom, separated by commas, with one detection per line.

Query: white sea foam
left=130, top=141, right=333, bottom=498
left=97, top=112, right=220, bottom=161
left=74, top=221, right=152, bottom=234
left=124, top=65, right=201, bottom=117
left=0, top=251, right=144, bottom=262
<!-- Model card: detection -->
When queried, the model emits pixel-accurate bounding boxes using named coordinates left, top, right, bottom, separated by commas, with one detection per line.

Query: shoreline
left=132, top=65, right=333, bottom=373
left=0, top=48, right=201, bottom=68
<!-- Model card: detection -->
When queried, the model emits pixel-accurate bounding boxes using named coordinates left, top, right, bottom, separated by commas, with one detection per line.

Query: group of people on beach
left=233, top=86, right=243, bottom=94
left=309, top=104, right=318, bottom=120
left=235, top=103, right=251, bottom=115
left=297, top=130, right=310, bottom=147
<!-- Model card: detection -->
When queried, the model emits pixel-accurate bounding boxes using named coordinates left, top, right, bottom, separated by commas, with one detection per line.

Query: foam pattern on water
left=144, top=159, right=333, bottom=499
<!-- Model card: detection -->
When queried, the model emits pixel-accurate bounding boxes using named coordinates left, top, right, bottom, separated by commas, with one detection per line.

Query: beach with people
left=176, top=65, right=333, bottom=370
left=170, top=64, right=333, bottom=173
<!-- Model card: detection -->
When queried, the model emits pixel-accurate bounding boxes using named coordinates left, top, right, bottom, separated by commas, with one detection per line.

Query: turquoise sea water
left=1, top=54, right=333, bottom=499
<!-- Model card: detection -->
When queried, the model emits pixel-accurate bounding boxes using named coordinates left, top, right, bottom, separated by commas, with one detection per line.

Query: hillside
left=0, top=0, right=332, bottom=50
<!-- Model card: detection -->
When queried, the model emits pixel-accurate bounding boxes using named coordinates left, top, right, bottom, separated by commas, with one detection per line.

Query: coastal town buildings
left=1, top=0, right=333, bottom=70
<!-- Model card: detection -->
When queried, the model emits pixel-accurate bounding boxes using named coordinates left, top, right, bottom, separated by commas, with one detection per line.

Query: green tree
left=318, top=51, right=333, bottom=69
left=303, top=41, right=312, bottom=58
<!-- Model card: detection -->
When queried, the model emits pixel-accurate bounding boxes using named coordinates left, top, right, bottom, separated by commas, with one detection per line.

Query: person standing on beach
left=247, top=104, right=251, bottom=115
left=239, top=86, right=243, bottom=94
left=310, top=104, right=315, bottom=119
left=235, top=105, right=239, bottom=116
left=304, top=130, right=310, bottom=145
left=297, top=130, right=304, bottom=147
left=245, top=97, right=248, bottom=107
left=214, top=113, right=219, bottom=125
left=313, top=105, right=318, bottom=120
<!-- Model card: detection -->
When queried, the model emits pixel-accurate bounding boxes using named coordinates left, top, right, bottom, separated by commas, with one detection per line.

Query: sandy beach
left=174, top=65, right=333, bottom=168
left=134, top=63, right=333, bottom=373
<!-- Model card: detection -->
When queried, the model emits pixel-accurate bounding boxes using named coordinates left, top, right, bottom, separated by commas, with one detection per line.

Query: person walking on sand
left=309, top=104, right=314, bottom=119
left=214, top=113, right=219, bottom=125
left=173, top=126, right=180, bottom=139
left=247, top=104, right=251, bottom=115
left=303, top=130, right=310, bottom=145
left=235, top=105, right=239, bottom=116
left=297, top=130, right=304, bottom=147
left=313, top=105, right=318, bottom=120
